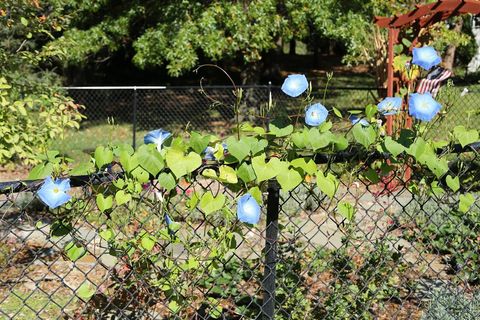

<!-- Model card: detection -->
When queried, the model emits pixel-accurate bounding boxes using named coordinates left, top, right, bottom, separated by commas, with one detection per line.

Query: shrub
left=0, top=78, right=84, bottom=166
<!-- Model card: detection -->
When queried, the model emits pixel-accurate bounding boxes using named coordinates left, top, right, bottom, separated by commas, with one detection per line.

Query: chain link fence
left=66, top=84, right=479, bottom=150
left=66, top=86, right=383, bottom=145
left=1, top=144, right=479, bottom=319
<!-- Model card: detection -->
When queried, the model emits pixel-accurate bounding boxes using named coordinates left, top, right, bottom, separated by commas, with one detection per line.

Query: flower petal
left=305, top=103, right=329, bottom=126
left=237, top=194, right=261, bottom=224
left=144, top=129, right=171, bottom=150
left=408, top=93, right=441, bottom=122
left=281, top=74, right=308, bottom=97
left=412, top=46, right=441, bottom=71
left=377, top=97, right=402, bottom=116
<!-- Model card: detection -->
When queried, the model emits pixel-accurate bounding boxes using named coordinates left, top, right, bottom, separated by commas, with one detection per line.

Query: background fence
left=66, top=85, right=384, bottom=145
left=1, top=145, right=480, bottom=319
left=62, top=84, right=480, bottom=156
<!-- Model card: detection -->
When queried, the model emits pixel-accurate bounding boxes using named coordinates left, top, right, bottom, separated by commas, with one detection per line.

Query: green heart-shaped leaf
left=94, top=146, right=113, bottom=169
left=115, top=190, right=132, bottom=205
left=199, top=191, right=226, bottom=215
left=269, top=123, right=293, bottom=137
left=202, top=168, right=218, bottom=179
left=277, top=168, right=302, bottom=191
left=459, top=193, right=475, bottom=213
left=352, top=125, right=376, bottom=148
left=290, top=158, right=317, bottom=175
left=317, top=171, right=339, bottom=199
left=226, top=137, right=250, bottom=162
left=446, top=175, right=460, bottom=192
left=140, top=233, right=156, bottom=251
left=99, top=229, right=114, bottom=241
left=131, top=166, right=150, bottom=183
left=291, top=131, right=308, bottom=148
left=237, top=162, right=257, bottom=183
left=137, top=145, right=164, bottom=176
left=218, top=165, right=238, bottom=184
left=65, top=241, right=86, bottom=261
left=96, top=194, right=113, bottom=212
left=166, top=149, right=202, bottom=178
left=119, top=151, right=139, bottom=173
left=454, top=126, right=479, bottom=148
left=338, top=201, right=355, bottom=221
left=158, top=172, right=176, bottom=191
left=77, top=282, right=96, bottom=301
left=190, top=131, right=211, bottom=154
left=252, top=154, right=279, bottom=182
left=308, top=128, right=331, bottom=150
left=383, top=136, right=405, bottom=157
left=242, top=137, right=268, bottom=155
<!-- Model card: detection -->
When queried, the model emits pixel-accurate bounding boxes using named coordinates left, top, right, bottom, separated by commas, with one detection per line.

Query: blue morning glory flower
left=305, top=103, right=328, bottom=126
left=377, top=97, right=402, bottom=116
left=203, top=146, right=215, bottom=161
left=37, top=176, right=71, bottom=209
left=281, top=74, right=308, bottom=97
left=408, top=93, right=441, bottom=122
left=349, top=115, right=369, bottom=126
left=412, top=46, right=441, bottom=71
left=144, top=129, right=171, bottom=151
left=237, top=193, right=261, bottom=224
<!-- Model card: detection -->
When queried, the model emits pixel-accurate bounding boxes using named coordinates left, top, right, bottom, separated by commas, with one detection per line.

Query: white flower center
left=53, top=187, right=60, bottom=194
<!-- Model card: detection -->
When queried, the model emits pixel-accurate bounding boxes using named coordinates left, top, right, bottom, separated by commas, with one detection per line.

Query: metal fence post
left=132, top=86, right=137, bottom=149
left=262, top=179, right=280, bottom=319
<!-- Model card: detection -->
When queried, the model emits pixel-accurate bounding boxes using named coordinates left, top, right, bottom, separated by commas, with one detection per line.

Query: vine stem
left=194, top=64, right=242, bottom=140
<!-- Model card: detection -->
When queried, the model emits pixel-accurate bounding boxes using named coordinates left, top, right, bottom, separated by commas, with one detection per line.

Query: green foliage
left=0, top=78, right=84, bottom=166
left=25, top=56, right=480, bottom=318
left=1, top=0, right=73, bottom=95
left=317, top=238, right=402, bottom=320
left=422, top=289, right=480, bottom=320
left=401, top=196, right=480, bottom=283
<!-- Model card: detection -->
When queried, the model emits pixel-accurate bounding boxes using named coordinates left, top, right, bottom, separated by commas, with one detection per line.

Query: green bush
left=0, top=78, right=84, bottom=166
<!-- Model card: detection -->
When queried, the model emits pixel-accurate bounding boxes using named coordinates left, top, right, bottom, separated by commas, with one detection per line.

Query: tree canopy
left=42, top=1, right=378, bottom=80
left=2, top=0, right=476, bottom=86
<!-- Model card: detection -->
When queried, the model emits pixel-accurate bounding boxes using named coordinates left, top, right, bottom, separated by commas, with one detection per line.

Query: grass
left=52, top=122, right=147, bottom=163
left=0, top=289, right=79, bottom=319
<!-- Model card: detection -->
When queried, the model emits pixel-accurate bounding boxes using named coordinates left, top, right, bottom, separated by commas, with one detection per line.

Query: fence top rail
left=1, top=142, right=479, bottom=195
left=64, top=86, right=167, bottom=90
left=63, top=85, right=384, bottom=90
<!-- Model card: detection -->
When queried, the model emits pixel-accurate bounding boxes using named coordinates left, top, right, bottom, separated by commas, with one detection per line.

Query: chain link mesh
left=1, top=146, right=479, bottom=319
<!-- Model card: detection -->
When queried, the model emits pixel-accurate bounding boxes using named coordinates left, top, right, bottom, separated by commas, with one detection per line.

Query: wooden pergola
left=375, top=0, right=480, bottom=98
left=374, top=0, right=480, bottom=135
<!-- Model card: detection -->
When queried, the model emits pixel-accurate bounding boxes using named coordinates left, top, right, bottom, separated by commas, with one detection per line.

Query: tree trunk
left=443, top=18, right=464, bottom=70
left=289, top=39, right=296, bottom=56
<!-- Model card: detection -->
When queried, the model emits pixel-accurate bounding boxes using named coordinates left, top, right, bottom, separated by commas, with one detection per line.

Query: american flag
left=416, top=66, right=452, bottom=97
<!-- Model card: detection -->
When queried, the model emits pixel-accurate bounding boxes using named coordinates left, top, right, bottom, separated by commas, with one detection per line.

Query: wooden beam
left=375, top=0, right=480, bottom=29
